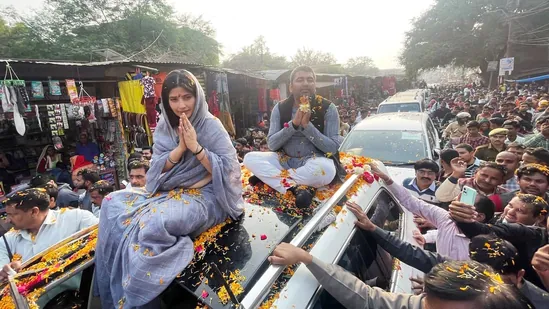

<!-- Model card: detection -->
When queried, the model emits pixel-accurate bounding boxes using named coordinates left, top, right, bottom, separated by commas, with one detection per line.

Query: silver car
left=340, top=112, right=440, bottom=185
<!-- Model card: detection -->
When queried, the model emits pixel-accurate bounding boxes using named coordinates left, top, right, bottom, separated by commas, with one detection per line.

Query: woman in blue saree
left=95, top=70, right=244, bottom=308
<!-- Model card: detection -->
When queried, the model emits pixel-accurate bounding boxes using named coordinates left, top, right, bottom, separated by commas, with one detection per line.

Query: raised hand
left=181, top=114, right=198, bottom=153
left=448, top=200, right=477, bottom=223
left=301, top=110, right=311, bottom=128
left=177, top=118, right=187, bottom=152
left=292, top=109, right=304, bottom=127
left=450, top=157, right=467, bottom=177
left=346, top=201, right=376, bottom=231
left=268, top=242, right=312, bottom=266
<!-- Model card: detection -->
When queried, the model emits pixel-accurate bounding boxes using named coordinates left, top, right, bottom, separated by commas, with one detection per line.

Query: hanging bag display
left=2, top=62, right=27, bottom=136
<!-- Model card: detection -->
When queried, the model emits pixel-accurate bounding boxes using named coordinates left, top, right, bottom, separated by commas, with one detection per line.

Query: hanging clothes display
left=258, top=88, right=267, bottom=113
left=140, top=74, right=158, bottom=128
left=118, top=80, right=152, bottom=146
left=118, top=80, right=146, bottom=114
left=217, top=73, right=235, bottom=136
left=207, top=91, right=220, bottom=117
left=153, top=72, right=167, bottom=99
left=269, top=88, right=281, bottom=101
left=1, top=63, right=28, bottom=135
left=206, top=71, right=235, bottom=136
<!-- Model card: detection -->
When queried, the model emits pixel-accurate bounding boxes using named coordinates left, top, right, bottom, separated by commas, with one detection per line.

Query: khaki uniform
left=443, top=122, right=467, bottom=139
left=475, top=144, right=503, bottom=162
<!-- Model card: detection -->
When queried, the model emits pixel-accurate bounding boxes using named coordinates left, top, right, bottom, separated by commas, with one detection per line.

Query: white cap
left=457, top=112, right=471, bottom=118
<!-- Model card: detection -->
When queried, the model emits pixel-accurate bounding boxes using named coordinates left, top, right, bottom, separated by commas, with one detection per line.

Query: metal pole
left=489, top=71, right=494, bottom=90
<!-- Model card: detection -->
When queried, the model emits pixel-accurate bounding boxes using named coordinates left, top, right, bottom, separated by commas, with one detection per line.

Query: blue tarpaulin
left=511, top=74, right=549, bottom=83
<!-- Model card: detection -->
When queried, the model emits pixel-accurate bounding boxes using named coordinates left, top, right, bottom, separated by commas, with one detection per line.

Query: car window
left=340, top=130, right=428, bottom=165
left=308, top=190, right=402, bottom=309
left=425, top=119, right=438, bottom=152
left=378, top=103, right=420, bottom=113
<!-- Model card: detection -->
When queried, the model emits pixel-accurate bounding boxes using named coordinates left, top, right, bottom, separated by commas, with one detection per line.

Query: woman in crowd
left=36, top=145, right=62, bottom=174
left=95, top=69, right=244, bottom=308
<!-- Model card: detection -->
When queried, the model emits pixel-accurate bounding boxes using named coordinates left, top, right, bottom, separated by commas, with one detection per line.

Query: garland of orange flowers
left=0, top=228, right=98, bottom=309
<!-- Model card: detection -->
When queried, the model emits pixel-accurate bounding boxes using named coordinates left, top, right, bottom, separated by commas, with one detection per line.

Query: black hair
left=479, top=161, right=507, bottom=178
left=56, top=162, right=68, bottom=170
left=289, top=66, right=316, bottom=83
left=77, top=169, right=100, bottom=184
left=503, top=120, right=520, bottom=128
left=128, top=152, right=144, bottom=166
left=466, top=121, right=480, bottom=128
left=6, top=188, right=50, bottom=212
left=30, top=174, right=53, bottom=188
left=424, top=261, right=520, bottom=308
left=235, top=138, right=248, bottom=146
left=43, top=183, right=59, bottom=200
left=259, top=138, right=267, bottom=146
left=516, top=163, right=549, bottom=183
left=525, top=147, right=549, bottom=166
left=474, top=196, right=495, bottom=223
left=161, top=70, right=198, bottom=128
left=440, top=149, right=459, bottom=165
left=142, top=146, right=152, bottom=153
left=489, top=118, right=505, bottom=126
left=424, top=260, right=532, bottom=308
left=455, top=143, right=474, bottom=152
left=506, top=142, right=526, bottom=151
left=515, top=193, right=549, bottom=218
left=89, top=180, right=114, bottom=196
left=469, top=234, right=521, bottom=275
left=128, top=159, right=150, bottom=173
left=413, top=158, right=439, bottom=173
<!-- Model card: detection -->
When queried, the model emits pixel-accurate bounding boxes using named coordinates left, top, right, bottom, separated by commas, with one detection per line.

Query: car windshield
left=378, top=103, right=420, bottom=113
left=340, top=130, right=427, bottom=165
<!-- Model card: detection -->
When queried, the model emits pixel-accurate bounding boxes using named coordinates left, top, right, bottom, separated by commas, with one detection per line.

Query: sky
left=4, top=0, right=434, bottom=69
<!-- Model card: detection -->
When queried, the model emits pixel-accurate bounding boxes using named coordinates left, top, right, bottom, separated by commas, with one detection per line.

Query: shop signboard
left=499, top=57, right=514, bottom=76
left=487, top=61, right=498, bottom=72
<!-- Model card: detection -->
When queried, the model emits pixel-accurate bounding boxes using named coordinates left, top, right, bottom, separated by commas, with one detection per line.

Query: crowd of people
left=1, top=67, right=549, bottom=308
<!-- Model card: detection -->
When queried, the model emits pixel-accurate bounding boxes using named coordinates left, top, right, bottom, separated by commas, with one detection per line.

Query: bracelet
left=198, top=151, right=207, bottom=161
left=167, top=155, right=179, bottom=165
left=193, top=146, right=204, bottom=156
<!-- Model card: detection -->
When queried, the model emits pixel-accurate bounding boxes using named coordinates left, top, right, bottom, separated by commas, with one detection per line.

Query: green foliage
left=400, top=0, right=509, bottom=79
left=0, top=0, right=220, bottom=65
left=222, top=36, right=289, bottom=70
left=344, top=56, right=380, bottom=76
left=291, top=48, right=337, bottom=67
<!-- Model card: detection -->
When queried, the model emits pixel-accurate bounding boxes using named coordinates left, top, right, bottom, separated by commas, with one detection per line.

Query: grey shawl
left=95, top=70, right=244, bottom=308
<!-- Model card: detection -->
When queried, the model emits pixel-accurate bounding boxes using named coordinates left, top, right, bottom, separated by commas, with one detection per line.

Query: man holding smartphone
left=435, top=159, right=508, bottom=211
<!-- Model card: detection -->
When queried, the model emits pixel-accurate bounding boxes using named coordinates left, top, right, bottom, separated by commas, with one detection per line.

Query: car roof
left=381, top=89, right=424, bottom=104
left=353, top=112, right=428, bottom=131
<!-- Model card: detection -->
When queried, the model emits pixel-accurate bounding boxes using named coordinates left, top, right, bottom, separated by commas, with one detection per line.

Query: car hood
left=384, top=166, right=416, bottom=185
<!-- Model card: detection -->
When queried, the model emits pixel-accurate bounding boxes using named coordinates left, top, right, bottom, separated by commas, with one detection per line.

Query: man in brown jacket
left=269, top=243, right=532, bottom=308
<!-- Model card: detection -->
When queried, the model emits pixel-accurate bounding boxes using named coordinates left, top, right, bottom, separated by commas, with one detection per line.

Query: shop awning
left=509, top=74, right=549, bottom=83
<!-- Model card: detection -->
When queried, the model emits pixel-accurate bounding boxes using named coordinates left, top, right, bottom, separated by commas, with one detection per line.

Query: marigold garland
left=0, top=227, right=98, bottom=308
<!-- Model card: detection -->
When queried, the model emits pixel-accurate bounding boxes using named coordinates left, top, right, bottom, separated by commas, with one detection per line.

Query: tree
left=0, top=16, right=52, bottom=59
left=222, top=36, right=289, bottom=70
left=291, top=48, right=337, bottom=67
left=0, top=0, right=221, bottom=65
left=400, top=0, right=510, bottom=80
left=344, top=56, right=380, bottom=76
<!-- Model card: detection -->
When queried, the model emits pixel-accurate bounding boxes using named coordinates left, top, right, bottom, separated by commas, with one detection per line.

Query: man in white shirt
left=0, top=188, right=98, bottom=306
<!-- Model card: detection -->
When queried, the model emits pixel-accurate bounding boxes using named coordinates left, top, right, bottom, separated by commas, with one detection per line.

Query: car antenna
left=211, top=263, right=242, bottom=308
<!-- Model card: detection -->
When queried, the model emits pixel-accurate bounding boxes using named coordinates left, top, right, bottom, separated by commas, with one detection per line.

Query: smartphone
left=460, top=186, right=478, bottom=206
